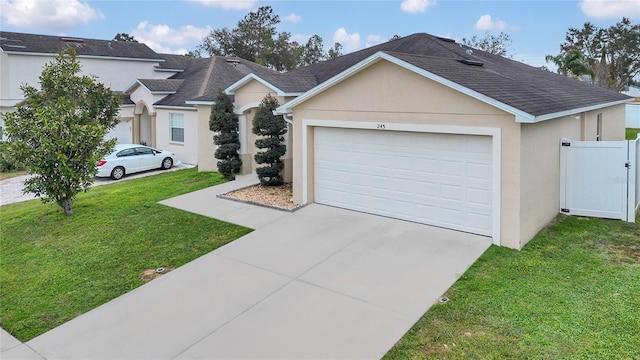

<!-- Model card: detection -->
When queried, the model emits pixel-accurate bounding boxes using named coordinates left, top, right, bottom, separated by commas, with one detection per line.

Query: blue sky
left=1, top=0, right=639, bottom=69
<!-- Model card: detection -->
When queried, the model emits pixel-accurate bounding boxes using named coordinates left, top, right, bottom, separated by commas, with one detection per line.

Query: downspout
left=274, top=110, right=293, bottom=125
left=283, top=113, right=293, bottom=125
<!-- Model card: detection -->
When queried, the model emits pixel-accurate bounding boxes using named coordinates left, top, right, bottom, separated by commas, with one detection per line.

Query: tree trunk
left=58, top=198, right=73, bottom=215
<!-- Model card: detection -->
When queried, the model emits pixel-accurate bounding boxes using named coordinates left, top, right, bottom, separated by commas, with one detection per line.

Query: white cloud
left=366, top=34, right=383, bottom=47
left=0, top=0, right=103, bottom=31
left=187, top=0, right=256, bottom=10
left=132, top=21, right=212, bottom=55
left=291, top=33, right=311, bottom=45
left=579, top=0, right=640, bottom=19
left=475, top=14, right=508, bottom=31
left=333, top=28, right=361, bottom=52
left=400, top=0, right=437, bottom=14
left=283, top=13, right=302, bottom=23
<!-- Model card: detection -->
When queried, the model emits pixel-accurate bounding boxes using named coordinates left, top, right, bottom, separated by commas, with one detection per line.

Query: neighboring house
left=123, top=55, right=284, bottom=168
left=224, top=33, right=632, bottom=250
left=0, top=31, right=283, bottom=169
left=0, top=31, right=179, bottom=142
left=623, top=85, right=640, bottom=128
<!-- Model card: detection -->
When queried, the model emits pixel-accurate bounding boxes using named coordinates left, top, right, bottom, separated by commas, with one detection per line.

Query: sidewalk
left=1, top=328, right=43, bottom=360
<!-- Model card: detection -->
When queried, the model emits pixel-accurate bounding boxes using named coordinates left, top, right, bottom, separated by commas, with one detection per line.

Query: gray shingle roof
left=152, top=56, right=283, bottom=107
left=0, top=31, right=162, bottom=60
left=138, top=79, right=184, bottom=93
left=155, top=53, right=192, bottom=71
left=278, top=33, right=631, bottom=118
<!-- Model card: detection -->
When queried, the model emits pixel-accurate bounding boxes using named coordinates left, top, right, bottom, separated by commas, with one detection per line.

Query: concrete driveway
left=3, top=178, right=491, bottom=359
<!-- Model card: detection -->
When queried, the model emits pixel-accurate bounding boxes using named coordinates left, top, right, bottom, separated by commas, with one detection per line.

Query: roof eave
left=524, top=98, right=632, bottom=123
left=185, top=100, right=215, bottom=105
left=1, top=50, right=164, bottom=62
left=153, top=105, right=196, bottom=110
left=150, top=91, right=177, bottom=95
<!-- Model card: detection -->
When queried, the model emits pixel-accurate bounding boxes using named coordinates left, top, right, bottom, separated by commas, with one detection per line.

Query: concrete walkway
left=1, top=174, right=492, bottom=359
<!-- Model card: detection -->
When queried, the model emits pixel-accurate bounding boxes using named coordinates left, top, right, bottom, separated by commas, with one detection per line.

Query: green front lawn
left=627, top=128, right=640, bottom=140
left=385, top=214, right=640, bottom=359
left=0, top=168, right=252, bottom=342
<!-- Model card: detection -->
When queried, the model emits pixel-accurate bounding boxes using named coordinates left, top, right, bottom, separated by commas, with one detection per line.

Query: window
left=596, top=113, right=602, bottom=141
left=117, top=148, right=137, bottom=157
left=170, top=113, right=184, bottom=143
left=136, top=147, right=154, bottom=155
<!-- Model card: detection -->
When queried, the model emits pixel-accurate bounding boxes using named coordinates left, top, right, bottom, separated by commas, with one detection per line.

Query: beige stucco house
left=225, top=33, right=632, bottom=250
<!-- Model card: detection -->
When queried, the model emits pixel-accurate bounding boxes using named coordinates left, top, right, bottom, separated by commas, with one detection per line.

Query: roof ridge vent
left=436, top=36, right=456, bottom=43
left=60, top=37, right=84, bottom=43
left=226, top=57, right=241, bottom=67
left=459, top=59, right=484, bottom=66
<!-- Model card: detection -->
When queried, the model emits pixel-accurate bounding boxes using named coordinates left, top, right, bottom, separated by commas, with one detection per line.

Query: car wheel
left=110, top=166, right=125, bottom=180
left=161, top=157, right=173, bottom=170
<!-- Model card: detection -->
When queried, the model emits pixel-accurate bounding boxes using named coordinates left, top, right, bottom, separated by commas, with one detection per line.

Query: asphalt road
left=0, top=164, right=190, bottom=206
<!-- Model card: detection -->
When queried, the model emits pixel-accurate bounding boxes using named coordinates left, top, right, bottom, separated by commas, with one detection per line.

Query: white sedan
left=95, top=144, right=178, bottom=180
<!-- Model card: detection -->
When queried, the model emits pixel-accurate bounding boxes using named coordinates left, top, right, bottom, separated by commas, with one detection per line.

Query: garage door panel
left=468, top=163, right=491, bottom=180
left=467, top=188, right=491, bottom=205
left=314, top=127, right=492, bottom=236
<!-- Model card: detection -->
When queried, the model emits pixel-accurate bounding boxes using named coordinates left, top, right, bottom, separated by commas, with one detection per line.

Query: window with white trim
left=170, top=113, right=184, bottom=143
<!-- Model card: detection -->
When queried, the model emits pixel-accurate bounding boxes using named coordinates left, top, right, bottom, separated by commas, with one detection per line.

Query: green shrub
left=0, top=141, right=24, bottom=172
left=252, top=94, right=287, bottom=186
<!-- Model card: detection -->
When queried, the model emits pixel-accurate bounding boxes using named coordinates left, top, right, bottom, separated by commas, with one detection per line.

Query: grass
left=627, top=128, right=640, bottom=140
left=384, top=214, right=640, bottom=359
left=0, top=169, right=27, bottom=180
left=0, top=168, right=252, bottom=342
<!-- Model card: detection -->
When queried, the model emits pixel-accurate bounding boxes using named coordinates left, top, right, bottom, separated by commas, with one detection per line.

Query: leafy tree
left=197, top=6, right=330, bottom=70
left=461, top=32, right=513, bottom=57
left=327, top=42, right=343, bottom=59
left=185, top=50, right=202, bottom=58
left=252, top=94, right=287, bottom=186
left=210, top=89, right=241, bottom=180
left=2, top=48, right=121, bottom=215
left=199, top=6, right=284, bottom=69
left=549, top=18, right=640, bottom=90
left=545, top=49, right=595, bottom=80
left=299, top=35, right=326, bottom=67
left=113, top=33, right=138, bottom=42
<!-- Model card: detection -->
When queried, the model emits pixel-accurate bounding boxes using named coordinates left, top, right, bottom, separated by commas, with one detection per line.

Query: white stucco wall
left=155, top=108, right=199, bottom=165
left=627, top=102, right=640, bottom=128
left=0, top=52, right=175, bottom=108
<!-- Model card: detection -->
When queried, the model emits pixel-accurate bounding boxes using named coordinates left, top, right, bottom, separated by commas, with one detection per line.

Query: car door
left=116, top=147, right=141, bottom=173
left=135, top=147, right=158, bottom=171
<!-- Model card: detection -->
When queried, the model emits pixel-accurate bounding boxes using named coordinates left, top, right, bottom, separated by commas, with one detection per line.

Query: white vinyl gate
left=560, top=137, right=639, bottom=222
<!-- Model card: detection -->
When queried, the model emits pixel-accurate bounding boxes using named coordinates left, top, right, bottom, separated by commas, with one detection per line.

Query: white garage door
left=106, top=119, right=132, bottom=144
left=314, top=127, right=492, bottom=236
